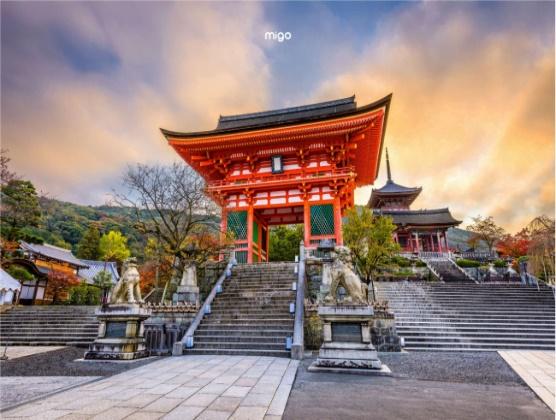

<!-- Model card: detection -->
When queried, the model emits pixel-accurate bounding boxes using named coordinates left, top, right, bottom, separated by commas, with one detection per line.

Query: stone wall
left=144, top=308, right=196, bottom=355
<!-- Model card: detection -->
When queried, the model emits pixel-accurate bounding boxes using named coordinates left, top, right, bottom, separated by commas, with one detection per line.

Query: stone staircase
left=186, top=262, right=296, bottom=357
left=422, top=258, right=474, bottom=282
left=0, top=305, right=98, bottom=346
left=376, top=282, right=555, bottom=351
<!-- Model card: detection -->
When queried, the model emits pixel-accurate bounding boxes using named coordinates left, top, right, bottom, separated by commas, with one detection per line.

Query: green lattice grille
left=227, top=211, right=247, bottom=240
left=235, top=251, right=248, bottom=264
left=253, top=220, right=259, bottom=245
left=310, top=204, right=335, bottom=235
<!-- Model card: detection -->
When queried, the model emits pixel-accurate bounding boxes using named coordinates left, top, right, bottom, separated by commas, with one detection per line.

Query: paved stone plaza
left=2, top=350, right=554, bottom=419
left=1, top=346, right=65, bottom=360
left=499, top=350, right=555, bottom=412
left=2, top=355, right=298, bottom=419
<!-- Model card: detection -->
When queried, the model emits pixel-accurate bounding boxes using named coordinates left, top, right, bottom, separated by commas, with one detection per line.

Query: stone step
left=197, top=324, right=293, bottom=330
left=195, top=329, right=293, bottom=336
left=184, top=348, right=291, bottom=358
left=402, top=340, right=555, bottom=349
left=194, top=341, right=288, bottom=350
left=195, top=335, right=287, bottom=343
left=397, top=330, right=554, bottom=338
left=396, top=322, right=555, bottom=328
left=202, top=319, right=294, bottom=325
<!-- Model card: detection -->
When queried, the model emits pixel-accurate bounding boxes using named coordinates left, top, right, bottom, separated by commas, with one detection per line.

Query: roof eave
left=160, top=93, right=393, bottom=140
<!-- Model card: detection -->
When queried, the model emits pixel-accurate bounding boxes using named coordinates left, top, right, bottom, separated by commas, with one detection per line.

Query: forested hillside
left=20, top=198, right=149, bottom=258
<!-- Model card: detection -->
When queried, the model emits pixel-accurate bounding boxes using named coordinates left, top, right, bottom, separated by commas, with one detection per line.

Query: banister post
left=291, top=240, right=306, bottom=360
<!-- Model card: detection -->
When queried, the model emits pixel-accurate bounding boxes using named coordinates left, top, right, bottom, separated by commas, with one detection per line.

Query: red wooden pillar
left=220, top=207, right=228, bottom=261
left=267, top=226, right=271, bottom=261
left=247, top=205, right=254, bottom=263
left=303, top=200, right=310, bottom=246
left=333, top=197, right=343, bottom=246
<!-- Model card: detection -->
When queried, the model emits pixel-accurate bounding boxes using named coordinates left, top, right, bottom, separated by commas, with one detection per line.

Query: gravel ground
left=0, top=376, right=100, bottom=410
left=379, top=351, right=524, bottom=385
left=0, top=346, right=159, bottom=377
left=283, top=353, right=550, bottom=420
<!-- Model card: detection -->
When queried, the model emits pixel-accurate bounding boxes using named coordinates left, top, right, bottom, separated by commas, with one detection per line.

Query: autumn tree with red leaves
left=46, top=270, right=80, bottom=303
left=497, top=229, right=531, bottom=259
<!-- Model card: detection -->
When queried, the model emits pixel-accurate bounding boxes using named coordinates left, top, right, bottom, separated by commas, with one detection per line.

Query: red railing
left=206, top=166, right=356, bottom=192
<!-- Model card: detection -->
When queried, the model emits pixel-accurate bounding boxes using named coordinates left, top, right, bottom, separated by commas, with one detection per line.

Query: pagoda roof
left=373, top=180, right=422, bottom=195
left=160, top=94, right=390, bottom=138
left=368, top=148, right=422, bottom=208
left=374, top=208, right=461, bottom=227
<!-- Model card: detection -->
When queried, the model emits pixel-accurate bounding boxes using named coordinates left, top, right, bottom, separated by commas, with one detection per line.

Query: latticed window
left=235, top=251, right=248, bottom=264
left=227, top=211, right=247, bottom=240
left=310, top=204, right=335, bottom=235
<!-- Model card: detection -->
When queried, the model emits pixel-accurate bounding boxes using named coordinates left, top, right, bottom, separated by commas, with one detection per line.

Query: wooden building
left=162, top=95, right=391, bottom=263
left=368, top=150, right=461, bottom=253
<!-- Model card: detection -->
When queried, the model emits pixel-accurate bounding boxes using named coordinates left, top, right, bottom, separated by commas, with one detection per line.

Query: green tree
left=342, top=207, right=400, bottom=301
left=0, top=179, right=42, bottom=241
left=269, top=225, right=304, bottom=261
left=99, top=231, right=131, bottom=264
left=76, top=224, right=101, bottom=260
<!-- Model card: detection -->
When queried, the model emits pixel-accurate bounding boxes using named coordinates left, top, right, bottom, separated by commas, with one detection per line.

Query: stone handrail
left=291, top=241, right=305, bottom=360
left=172, top=250, right=236, bottom=356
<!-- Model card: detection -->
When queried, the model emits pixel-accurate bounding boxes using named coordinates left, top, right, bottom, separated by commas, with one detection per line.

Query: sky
left=1, top=1, right=554, bottom=234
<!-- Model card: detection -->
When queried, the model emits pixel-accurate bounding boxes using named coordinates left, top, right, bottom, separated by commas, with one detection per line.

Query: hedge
left=456, top=259, right=481, bottom=268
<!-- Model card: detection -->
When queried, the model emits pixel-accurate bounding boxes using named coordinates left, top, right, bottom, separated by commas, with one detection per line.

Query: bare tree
left=467, top=215, right=506, bottom=253
left=112, top=162, right=220, bottom=301
left=527, top=215, right=555, bottom=284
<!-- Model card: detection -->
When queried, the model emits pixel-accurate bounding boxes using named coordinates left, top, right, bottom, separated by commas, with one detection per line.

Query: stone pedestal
left=84, top=304, right=152, bottom=360
left=173, top=265, right=199, bottom=307
left=309, top=305, right=386, bottom=372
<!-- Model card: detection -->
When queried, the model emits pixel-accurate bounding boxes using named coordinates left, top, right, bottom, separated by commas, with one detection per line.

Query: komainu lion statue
left=110, top=258, right=144, bottom=304
left=323, top=247, right=368, bottom=305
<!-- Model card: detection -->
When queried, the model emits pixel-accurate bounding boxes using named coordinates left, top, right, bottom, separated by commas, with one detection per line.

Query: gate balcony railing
left=206, top=166, right=356, bottom=193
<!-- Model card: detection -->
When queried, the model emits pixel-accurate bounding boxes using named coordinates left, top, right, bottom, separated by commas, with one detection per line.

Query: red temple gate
left=162, top=95, right=391, bottom=263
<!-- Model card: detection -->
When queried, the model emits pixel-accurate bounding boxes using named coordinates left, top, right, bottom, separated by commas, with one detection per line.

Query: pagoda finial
left=386, top=148, right=392, bottom=182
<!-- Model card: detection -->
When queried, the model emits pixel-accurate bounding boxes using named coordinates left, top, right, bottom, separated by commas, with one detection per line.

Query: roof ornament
left=386, top=148, right=392, bottom=182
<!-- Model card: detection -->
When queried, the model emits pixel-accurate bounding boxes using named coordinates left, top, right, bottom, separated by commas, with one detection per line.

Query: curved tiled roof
left=160, top=94, right=391, bottom=138
left=79, top=260, right=120, bottom=285
left=20, top=242, right=89, bottom=268
left=374, top=208, right=461, bottom=227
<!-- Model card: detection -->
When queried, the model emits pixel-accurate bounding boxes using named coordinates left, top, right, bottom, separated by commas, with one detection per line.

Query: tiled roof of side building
left=374, top=208, right=462, bottom=226
left=20, top=241, right=89, bottom=268
left=79, top=260, right=120, bottom=285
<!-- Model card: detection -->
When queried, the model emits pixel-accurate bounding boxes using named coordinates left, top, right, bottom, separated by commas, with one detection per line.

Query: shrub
left=493, top=259, right=507, bottom=268
left=68, top=283, right=101, bottom=305
left=456, top=259, right=481, bottom=268
left=414, top=260, right=427, bottom=267
left=391, top=256, right=412, bottom=267
left=6, top=265, right=34, bottom=281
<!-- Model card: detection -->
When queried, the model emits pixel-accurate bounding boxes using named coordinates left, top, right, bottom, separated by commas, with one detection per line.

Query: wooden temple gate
left=162, top=95, right=391, bottom=263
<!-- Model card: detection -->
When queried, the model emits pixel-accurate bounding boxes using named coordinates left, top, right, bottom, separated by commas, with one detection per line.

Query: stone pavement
left=1, top=346, right=65, bottom=360
left=2, top=355, right=298, bottom=419
left=499, top=350, right=555, bottom=412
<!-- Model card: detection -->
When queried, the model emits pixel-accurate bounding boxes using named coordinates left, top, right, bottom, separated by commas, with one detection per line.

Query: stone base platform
left=308, top=361, right=392, bottom=376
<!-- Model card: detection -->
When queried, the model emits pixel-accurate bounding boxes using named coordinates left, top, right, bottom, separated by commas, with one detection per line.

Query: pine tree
left=76, top=223, right=101, bottom=260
